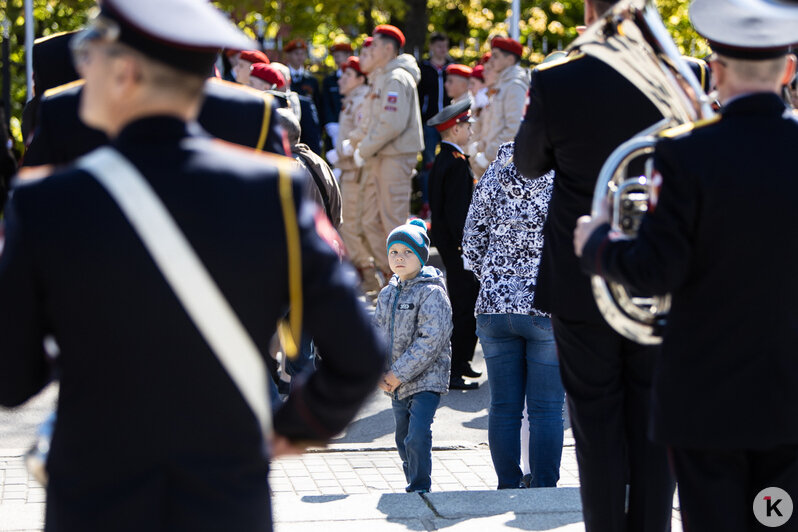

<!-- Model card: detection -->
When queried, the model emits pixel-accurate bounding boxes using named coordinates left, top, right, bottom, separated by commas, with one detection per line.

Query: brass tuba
left=569, top=0, right=716, bottom=344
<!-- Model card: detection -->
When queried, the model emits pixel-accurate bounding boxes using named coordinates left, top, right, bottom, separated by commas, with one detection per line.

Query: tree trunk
left=398, top=0, right=428, bottom=59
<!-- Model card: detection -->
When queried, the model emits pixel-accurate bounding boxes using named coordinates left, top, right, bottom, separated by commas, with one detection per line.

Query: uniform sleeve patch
left=387, top=91, right=398, bottom=103
left=384, top=105, right=398, bottom=112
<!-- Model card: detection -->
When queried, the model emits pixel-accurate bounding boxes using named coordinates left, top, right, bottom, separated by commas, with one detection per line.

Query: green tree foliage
left=1, top=0, right=707, bottom=146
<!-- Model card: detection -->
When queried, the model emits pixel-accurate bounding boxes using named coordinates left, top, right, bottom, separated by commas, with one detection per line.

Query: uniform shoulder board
left=658, top=115, right=721, bottom=139
left=15, top=165, right=56, bottom=185
left=34, top=31, right=75, bottom=45
left=43, top=79, right=85, bottom=99
left=534, top=52, right=586, bottom=72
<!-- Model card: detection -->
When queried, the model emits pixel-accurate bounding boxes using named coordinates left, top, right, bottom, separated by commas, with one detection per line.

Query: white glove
left=332, top=167, right=343, bottom=181
left=353, top=148, right=365, bottom=168
left=341, top=139, right=355, bottom=157
left=325, top=122, right=340, bottom=147
left=326, top=149, right=339, bottom=166
left=475, top=88, right=490, bottom=109
left=475, top=152, right=490, bottom=169
left=466, top=141, right=479, bottom=156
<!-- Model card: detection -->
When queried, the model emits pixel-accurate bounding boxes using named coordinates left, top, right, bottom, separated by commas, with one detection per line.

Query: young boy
left=373, top=219, right=453, bottom=493
left=426, top=99, right=481, bottom=390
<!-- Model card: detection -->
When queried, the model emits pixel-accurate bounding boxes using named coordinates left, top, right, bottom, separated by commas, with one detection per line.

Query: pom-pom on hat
left=238, top=49, right=270, bottom=65
left=491, top=36, right=523, bottom=58
left=373, top=25, right=406, bottom=48
left=445, top=64, right=473, bottom=78
left=250, top=63, right=286, bottom=88
left=387, top=219, right=430, bottom=266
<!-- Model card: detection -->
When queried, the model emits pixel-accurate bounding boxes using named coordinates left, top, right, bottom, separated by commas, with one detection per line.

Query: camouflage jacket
left=373, top=266, right=452, bottom=400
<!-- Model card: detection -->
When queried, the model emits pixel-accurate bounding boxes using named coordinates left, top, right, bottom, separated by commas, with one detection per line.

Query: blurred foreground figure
left=0, top=1, right=384, bottom=531
left=575, top=0, right=798, bottom=530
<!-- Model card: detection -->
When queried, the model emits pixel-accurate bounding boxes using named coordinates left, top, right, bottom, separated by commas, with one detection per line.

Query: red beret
left=445, top=64, right=473, bottom=78
left=373, top=25, right=405, bottom=47
left=284, top=39, right=308, bottom=53
left=362, top=37, right=374, bottom=48
left=471, top=64, right=485, bottom=81
left=330, top=42, right=354, bottom=54
left=343, top=56, right=363, bottom=75
left=250, top=63, right=286, bottom=88
left=479, top=51, right=492, bottom=65
left=491, top=37, right=523, bottom=57
left=238, top=49, right=270, bottom=65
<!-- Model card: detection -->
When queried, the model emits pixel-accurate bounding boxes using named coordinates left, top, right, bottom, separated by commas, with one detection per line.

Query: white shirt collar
left=441, top=141, right=464, bottom=154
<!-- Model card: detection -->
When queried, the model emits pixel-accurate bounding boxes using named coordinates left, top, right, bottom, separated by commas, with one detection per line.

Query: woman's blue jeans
left=391, top=391, right=441, bottom=492
left=476, top=313, right=565, bottom=488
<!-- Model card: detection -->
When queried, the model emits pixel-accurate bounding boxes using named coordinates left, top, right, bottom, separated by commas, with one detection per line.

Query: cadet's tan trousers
left=338, top=168, right=372, bottom=269
left=361, top=153, right=418, bottom=273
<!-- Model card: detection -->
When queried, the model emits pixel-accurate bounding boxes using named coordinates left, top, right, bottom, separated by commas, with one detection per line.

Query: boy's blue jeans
left=391, top=391, right=441, bottom=492
left=476, top=313, right=565, bottom=489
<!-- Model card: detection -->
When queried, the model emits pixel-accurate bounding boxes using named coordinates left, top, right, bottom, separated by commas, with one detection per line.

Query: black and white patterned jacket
left=462, top=142, right=554, bottom=316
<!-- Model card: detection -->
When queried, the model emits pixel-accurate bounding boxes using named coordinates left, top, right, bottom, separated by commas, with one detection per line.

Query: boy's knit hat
left=386, top=219, right=430, bottom=266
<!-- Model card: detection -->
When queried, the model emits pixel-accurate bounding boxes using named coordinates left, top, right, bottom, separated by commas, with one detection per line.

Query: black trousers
left=552, top=316, right=675, bottom=532
left=671, top=445, right=798, bottom=532
left=438, top=246, right=479, bottom=375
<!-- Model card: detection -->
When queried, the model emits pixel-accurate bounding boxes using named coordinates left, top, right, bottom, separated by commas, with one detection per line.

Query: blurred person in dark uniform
left=21, top=31, right=82, bottom=144
left=0, top=2, right=384, bottom=531
left=0, top=107, right=16, bottom=212
left=426, top=99, right=481, bottom=390
left=285, top=39, right=322, bottom=117
left=575, top=1, right=798, bottom=530
left=23, top=76, right=288, bottom=167
left=321, top=42, right=353, bottom=150
left=514, top=0, right=675, bottom=529
left=417, top=32, right=452, bottom=212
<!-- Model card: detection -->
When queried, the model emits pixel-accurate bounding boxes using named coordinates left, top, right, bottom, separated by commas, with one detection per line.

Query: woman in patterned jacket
left=462, top=142, right=565, bottom=489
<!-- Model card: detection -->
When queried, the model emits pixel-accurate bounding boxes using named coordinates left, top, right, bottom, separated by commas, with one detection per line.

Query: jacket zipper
left=389, top=282, right=403, bottom=399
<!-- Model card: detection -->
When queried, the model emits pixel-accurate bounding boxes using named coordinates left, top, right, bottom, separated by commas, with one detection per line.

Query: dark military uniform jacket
left=290, top=70, right=322, bottom=121
left=321, top=70, right=343, bottom=126
left=514, top=55, right=662, bottom=322
left=428, top=141, right=474, bottom=254
left=23, top=79, right=287, bottom=167
left=0, top=116, right=385, bottom=531
left=581, top=93, right=798, bottom=449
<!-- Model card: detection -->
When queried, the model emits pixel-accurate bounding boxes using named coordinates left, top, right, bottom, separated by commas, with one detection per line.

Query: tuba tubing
left=574, top=0, right=716, bottom=344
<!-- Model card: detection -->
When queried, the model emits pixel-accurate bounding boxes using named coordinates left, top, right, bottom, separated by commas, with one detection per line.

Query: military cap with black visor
left=426, top=96, right=473, bottom=132
left=22, top=0, right=289, bottom=167
left=1, top=1, right=386, bottom=530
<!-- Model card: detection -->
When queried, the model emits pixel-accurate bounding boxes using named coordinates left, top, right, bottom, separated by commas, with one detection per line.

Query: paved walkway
left=269, top=445, right=580, bottom=496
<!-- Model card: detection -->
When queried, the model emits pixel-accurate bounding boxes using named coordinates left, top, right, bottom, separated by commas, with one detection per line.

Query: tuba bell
left=568, top=0, right=716, bottom=344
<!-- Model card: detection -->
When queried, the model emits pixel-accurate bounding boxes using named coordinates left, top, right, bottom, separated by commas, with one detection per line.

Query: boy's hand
left=381, top=371, right=401, bottom=393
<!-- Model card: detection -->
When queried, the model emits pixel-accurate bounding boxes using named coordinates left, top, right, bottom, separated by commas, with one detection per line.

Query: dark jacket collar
left=721, top=92, right=786, bottom=118
left=114, top=116, right=193, bottom=148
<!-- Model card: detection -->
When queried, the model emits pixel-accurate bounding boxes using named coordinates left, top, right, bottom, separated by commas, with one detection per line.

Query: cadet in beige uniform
left=471, top=37, right=529, bottom=175
left=354, top=25, right=424, bottom=277
left=468, top=62, right=499, bottom=179
left=333, top=57, right=377, bottom=286
left=444, top=64, right=473, bottom=105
